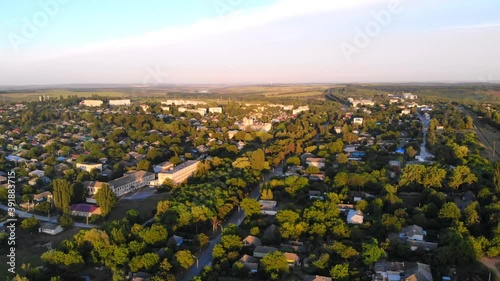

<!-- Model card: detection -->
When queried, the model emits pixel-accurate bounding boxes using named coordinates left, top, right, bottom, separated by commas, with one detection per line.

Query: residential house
left=284, top=252, right=300, bottom=266
left=70, top=204, right=101, bottom=217
left=373, top=261, right=432, bottom=281
left=353, top=117, right=364, bottom=125
left=242, top=235, right=262, bottom=247
left=239, top=255, right=259, bottom=273
left=28, top=170, right=45, bottom=178
left=400, top=225, right=425, bottom=241
left=306, top=158, right=326, bottom=169
left=33, top=191, right=53, bottom=204
left=38, top=223, right=64, bottom=235
left=347, top=209, right=364, bottom=224
left=303, top=276, right=332, bottom=281
left=253, top=246, right=279, bottom=258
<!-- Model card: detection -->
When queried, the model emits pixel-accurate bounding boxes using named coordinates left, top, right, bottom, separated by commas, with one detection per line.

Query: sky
left=0, top=0, right=499, bottom=86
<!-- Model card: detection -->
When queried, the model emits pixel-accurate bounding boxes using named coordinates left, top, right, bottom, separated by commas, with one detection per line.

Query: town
left=0, top=84, right=499, bottom=281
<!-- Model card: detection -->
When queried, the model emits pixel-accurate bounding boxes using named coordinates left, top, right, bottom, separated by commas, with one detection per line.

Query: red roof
left=70, top=204, right=99, bottom=213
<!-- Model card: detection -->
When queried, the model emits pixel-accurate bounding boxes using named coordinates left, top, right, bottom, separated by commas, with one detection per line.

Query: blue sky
left=0, top=0, right=499, bottom=85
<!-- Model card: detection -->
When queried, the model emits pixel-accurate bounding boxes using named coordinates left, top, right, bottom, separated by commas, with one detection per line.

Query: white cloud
left=19, top=0, right=392, bottom=62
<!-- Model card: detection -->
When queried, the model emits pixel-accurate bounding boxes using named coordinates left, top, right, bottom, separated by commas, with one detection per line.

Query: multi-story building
left=109, top=99, right=131, bottom=106
left=158, top=160, right=200, bottom=185
left=208, top=107, right=223, bottom=114
left=80, top=100, right=103, bottom=107
left=83, top=181, right=106, bottom=203
left=153, top=161, right=174, bottom=173
left=108, top=170, right=155, bottom=197
left=76, top=162, right=103, bottom=172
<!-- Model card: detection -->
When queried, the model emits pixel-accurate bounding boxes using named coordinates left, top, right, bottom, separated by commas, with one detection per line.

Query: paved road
left=0, top=203, right=98, bottom=229
left=417, top=112, right=435, bottom=162
left=182, top=163, right=283, bottom=281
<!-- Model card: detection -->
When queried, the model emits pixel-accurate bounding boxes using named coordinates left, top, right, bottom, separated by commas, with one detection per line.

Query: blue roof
left=395, top=148, right=405, bottom=154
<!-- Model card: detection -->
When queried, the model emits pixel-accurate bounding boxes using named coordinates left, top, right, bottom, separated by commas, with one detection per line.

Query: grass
left=0, top=227, right=82, bottom=278
left=107, top=189, right=171, bottom=223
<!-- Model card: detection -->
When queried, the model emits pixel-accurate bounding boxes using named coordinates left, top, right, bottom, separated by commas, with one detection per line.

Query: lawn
left=0, top=227, right=82, bottom=278
left=107, top=188, right=171, bottom=223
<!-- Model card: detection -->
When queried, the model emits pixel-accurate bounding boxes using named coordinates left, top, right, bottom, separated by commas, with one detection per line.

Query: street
left=0, top=203, right=98, bottom=229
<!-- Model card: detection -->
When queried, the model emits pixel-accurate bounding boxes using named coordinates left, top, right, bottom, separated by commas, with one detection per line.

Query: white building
left=109, top=99, right=131, bottom=106
left=76, top=162, right=103, bottom=172
left=306, top=158, right=326, bottom=169
left=80, top=100, right=103, bottom=107
left=292, top=106, right=309, bottom=115
left=108, top=170, right=155, bottom=197
left=208, top=107, right=223, bottom=114
left=39, top=223, right=64, bottom=235
left=153, top=161, right=174, bottom=173
left=353, top=118, right=363, bottom=125
left=163, top=100, right=206, bottom=106
left=82, top=181, right=106, bottom=203
left=402, top=92, right=418, bottom=100
left=157, top=160, right=200, bottom=185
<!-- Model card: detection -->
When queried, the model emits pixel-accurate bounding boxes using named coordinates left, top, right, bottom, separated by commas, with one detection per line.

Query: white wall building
left=108, top=170, right=155, bottom=197
left=39, top=223, right=64, bottom=235
left=109, top=99, right=131, bottom=106
left=158, top=160, right=200, bottom=185
left=209, top=107, right=223, bottom=113
left=80, top=100, right=103, bottom=107
left=76, top=162, right=103, bottom=172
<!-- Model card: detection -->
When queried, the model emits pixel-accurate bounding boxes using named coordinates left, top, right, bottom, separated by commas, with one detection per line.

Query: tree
left=251, top=149, right=268, bottom=171
left=261, top=189, right=273, bottom=200
left=20, top=217, right=40, bottom=234
left=175, top=250, right=195, bottom=270
left=438, top=202, right=461, bottom=222
left=95, top=184, right=117, bottom=216
left=494, top=162, right=500, bottom=193
left=362, top=238, right=385, bottom=266
left=406, top=146, right=418, bottom=159
left=330, top=263, right=349, bottom=281
left=59, top=214, right=74, bottom=228
left=449, top=165, right=477, bottom=189
left=305, top=165, right=320, bottom=174
left=137, top=159, right=152, bottom=172
left=170, top=155, right=182, bottom=166
left=240, top=198, right=261, bottom=218
left=41, top=250, right=85, bottom=273
left=286, top=156, right=300, bottom=166
left=139, top=224, right=168, bottom=246
left=336, top=153, right=349, bottom=164
left=53, top=179, right=72, bottom=214
left=260, top=251, right=289, bottom=280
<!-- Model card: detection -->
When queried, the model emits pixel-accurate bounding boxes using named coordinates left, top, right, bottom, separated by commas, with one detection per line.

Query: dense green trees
left=95, top=184, right=117, bottom=216
left=52, top=179, right=72, bottom=214
left=260, top=251, right=289, bottom=280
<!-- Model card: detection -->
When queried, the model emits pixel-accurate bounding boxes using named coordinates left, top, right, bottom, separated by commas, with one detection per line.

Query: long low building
left=108, top=170, right=155, bottom=197
left=109, top=99, right=131, bottom=106
left=158, top=160, right=199, bottom=185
